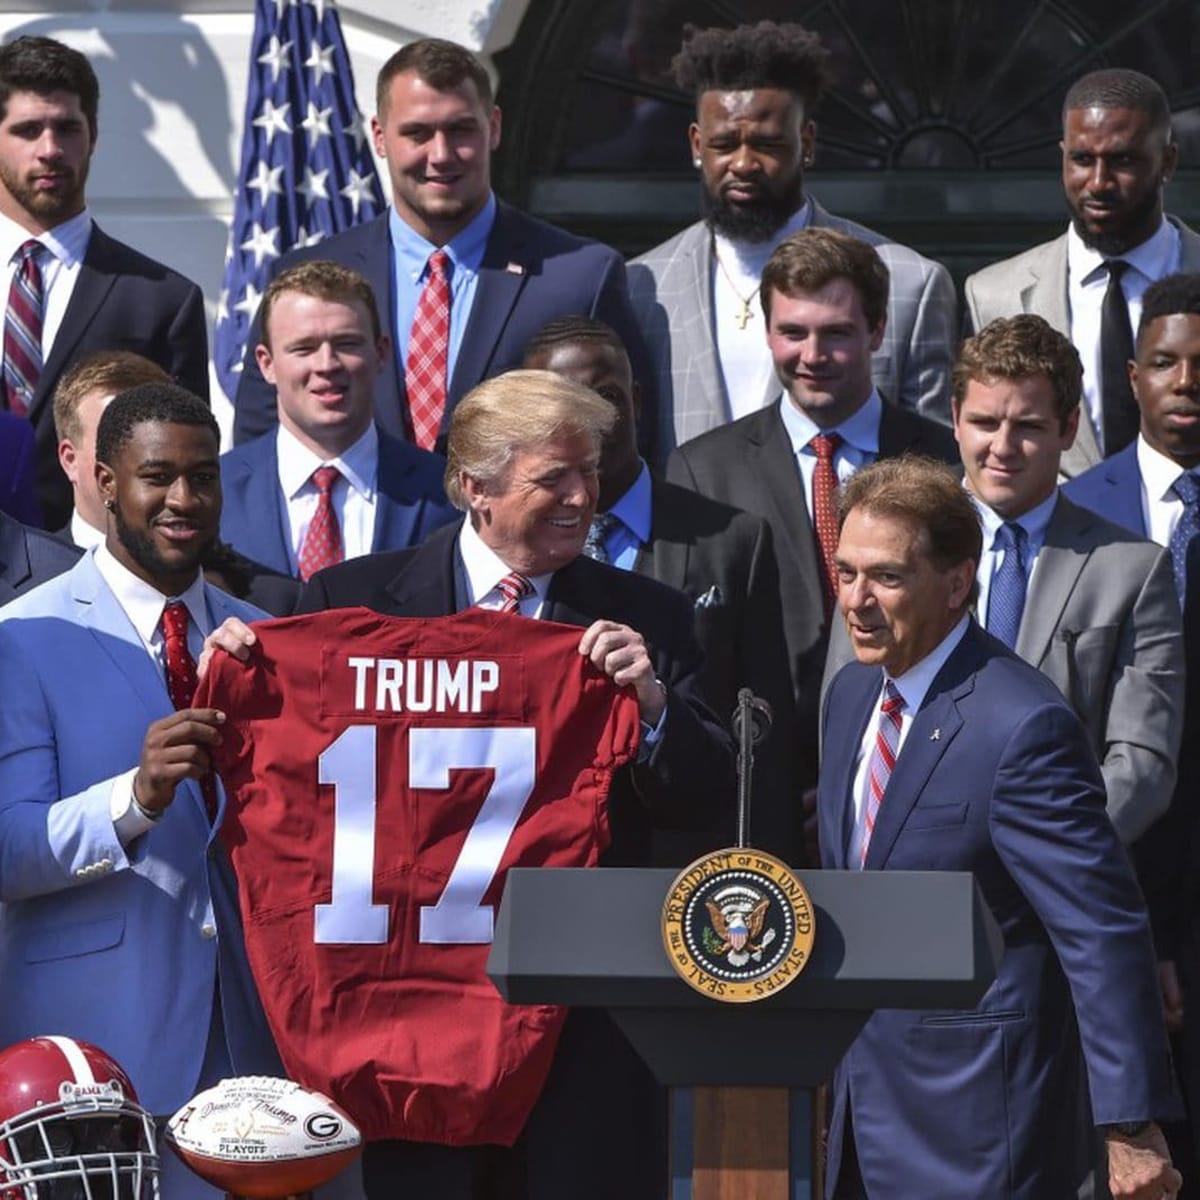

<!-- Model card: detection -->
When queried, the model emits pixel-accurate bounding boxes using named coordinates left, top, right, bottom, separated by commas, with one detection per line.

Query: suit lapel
left=679, top=223, right=728, bottom=435
left=449, top=204, right=527, bottom=408
left=30, top=225, right=117, bottom=423
left=1016, top=494, right=1090, bottom=666
left=383, top=523, right=459, bottom=615
left=1173, top=215, right=1200, bottom=273
left=636, top=477, right=689, bottom=592
left=825, top=668, right=877, bottom=870
left=227, top=441, right=293, bottom=574
left=372, top=433, right=422, bottom=552
left=1022, top=233, right=1070, bottom=332
left=1100, top=446, right=1148, bottom=534
left=348, top=219, right=404, bottom=423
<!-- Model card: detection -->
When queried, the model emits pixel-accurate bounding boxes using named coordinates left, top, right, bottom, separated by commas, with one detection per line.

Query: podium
left=488, top=867, right=1002, bottom=1199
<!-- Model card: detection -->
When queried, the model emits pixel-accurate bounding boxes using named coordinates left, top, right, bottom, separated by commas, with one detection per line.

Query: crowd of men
left=0, top=16, right=1197, bottom=1200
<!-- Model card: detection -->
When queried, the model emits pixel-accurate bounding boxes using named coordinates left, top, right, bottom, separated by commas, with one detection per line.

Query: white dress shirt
left=457, top=519, right=552, bottom=616
left=1137, top=433, right=1196, bottom=548
left=778, top=388, right=883, bottom=519
left=713, top=200, right=812, bottom=422
left=92, top=544, right=211, bottom=844
left=1067, top=219, right=1180, bottom=451
left=70, top=509, right=103, bottom=550
left=276, top=423, right=379, bottom=571
left=0, top=208, right=91, bottom=358
left=971, top=489, right=1058, bottom=626
left=847, top=615, right=970, bottom=867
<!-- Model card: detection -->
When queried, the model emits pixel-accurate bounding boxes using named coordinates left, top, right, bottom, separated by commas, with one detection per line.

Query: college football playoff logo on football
left=662, top=849, right=815, bottom=1002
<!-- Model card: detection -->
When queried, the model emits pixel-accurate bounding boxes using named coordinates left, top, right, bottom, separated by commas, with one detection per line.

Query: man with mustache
left=0, top=36, right=209, bottom=531
left=628, top=19, right=957, bottom=461
left=0, top=383, right=281, bottom=1199
left=966, top=69, right=1200, bottom=479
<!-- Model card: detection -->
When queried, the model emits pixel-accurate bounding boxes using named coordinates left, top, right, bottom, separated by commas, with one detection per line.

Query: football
left=165, top=1076, right=362, bottom=1197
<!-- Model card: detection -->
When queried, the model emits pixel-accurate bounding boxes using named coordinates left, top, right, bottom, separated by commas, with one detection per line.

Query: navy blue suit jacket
left=26, top=225, right=209, bottom=531
left=0, top=412, right=40, bottom=525
left=819, top=621, right=1176, bottom=1198
left=233, top=204, right=650, bottom=447
left=0, top=510, right=80, bottom=606
left=1062, top=442, right=1146, bottom=535
left=218, top=426, right=458, bottom=577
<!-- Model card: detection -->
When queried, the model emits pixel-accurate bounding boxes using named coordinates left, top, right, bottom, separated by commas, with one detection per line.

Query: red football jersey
left=195, top=607, right=641, bottom=1146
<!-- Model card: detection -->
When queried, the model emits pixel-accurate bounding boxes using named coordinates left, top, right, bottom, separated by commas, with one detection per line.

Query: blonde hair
left=445, top=370, right=616, bottom=509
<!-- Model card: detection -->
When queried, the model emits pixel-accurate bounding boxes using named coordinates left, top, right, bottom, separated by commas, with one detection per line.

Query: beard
left=702, top=177, right=804, bottom=244
left=113, top=502, right=211, bottom=588
left=0, top=155, right=89, bottom=225
left=1068, top=185, right=1161, bottom=256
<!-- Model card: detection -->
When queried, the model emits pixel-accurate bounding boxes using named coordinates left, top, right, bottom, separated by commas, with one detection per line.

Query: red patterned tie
left=494, top=570, right=533, bottom=614
left=861, top=681, right=904, bottom=865
left=810, top=432, right=843, bottom=613
left=161, top=601, right=218, bottom=823
left=3, top=240, right=45, bottom=417
left=298, top=465, right=344, bottom=582
left=405, top=249, right=451, bottom=450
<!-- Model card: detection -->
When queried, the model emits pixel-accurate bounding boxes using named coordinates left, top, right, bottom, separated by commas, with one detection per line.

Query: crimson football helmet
left=0, top=1037, right=158, bottom=1199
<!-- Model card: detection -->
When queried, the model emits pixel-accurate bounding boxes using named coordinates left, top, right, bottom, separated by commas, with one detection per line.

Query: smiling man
left=233, top=38, right=647, bottom=452
left=667, top=227, right=955, bottom=787
left=628, top=20, right=957, bottom=460
left=0, top=383, right=282, bottom=1200
left=289, top=367, right=735, bottom=1200
left=0, top=36, right=209, bottom=531
left=966, top=69, right=1200, bottom=478
left=219, top=261, right=456, bottom=588
left=819, top=454, right=1181, bottom=1200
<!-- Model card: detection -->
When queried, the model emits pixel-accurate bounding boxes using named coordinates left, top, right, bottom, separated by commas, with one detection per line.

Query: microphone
left=732, top=689, right=773, bottom=746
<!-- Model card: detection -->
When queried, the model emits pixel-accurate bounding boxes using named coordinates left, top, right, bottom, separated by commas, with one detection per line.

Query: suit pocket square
left=694, top=585, right=724, bottom=609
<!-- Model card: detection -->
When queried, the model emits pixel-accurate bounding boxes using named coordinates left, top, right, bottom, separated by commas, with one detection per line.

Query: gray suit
left=964, top=215, right=1200, bottom=479
left=628, top=198, right=959, bottom=462
left=821, top=494, right=1182, bottom=845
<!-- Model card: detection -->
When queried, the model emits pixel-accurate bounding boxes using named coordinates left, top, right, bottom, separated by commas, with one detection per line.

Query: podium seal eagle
left=661, top=848, right=815, bottom=1002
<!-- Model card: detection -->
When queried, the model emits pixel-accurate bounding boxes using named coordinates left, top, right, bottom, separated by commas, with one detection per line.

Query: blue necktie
left=1170, top=472, right=1200, bottom=608
left=987, top=522, right=1028, bottom=649
left=583, top=512, right=619, bottom=564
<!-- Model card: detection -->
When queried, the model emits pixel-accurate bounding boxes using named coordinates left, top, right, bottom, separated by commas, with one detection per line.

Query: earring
left=693, top=158, right=702, bottom=168
left=104, top=498, right=114, bottom=511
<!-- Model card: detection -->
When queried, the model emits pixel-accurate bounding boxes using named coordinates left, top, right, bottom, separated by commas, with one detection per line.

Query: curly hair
left=672, top=21, right=832, bottom=112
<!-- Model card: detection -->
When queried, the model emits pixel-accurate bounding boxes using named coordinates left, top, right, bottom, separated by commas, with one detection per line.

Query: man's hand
left=197, top=617, right=257, bottom=681
left=1159, top=961, right=1185, bottom=1034
left=1106, top=1122, right=1182, bottom=1198
left=579, top=620, right=665, bottom=726
left=133, top=709, right=226, bottom=814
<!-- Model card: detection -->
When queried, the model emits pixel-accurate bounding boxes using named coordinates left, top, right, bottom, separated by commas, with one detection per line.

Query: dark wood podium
left=488, top=867, right=1002, bottom=1199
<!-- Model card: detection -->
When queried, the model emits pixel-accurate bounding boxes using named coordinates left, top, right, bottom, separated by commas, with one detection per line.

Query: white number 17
left=313, top=725, right=537, bottom=946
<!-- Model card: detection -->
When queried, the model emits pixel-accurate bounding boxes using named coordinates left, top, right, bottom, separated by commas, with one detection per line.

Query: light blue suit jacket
left=0, top=552, right=280, bottom=1115
left=818, top=621, right=1177, bottom=1198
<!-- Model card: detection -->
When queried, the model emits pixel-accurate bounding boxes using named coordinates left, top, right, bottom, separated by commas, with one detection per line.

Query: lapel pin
left=930, top=728, right=941, bottom=741
left=505, top=261, right=525, bottom=275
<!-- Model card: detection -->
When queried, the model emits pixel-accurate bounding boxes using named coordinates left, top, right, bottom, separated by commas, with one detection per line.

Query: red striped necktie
left=861, top=680, right=904, bottom=865
left=3, top=239, right=45, bottom=417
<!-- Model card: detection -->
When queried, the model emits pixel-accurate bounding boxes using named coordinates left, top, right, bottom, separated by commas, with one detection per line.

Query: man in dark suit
left=0, top=37, right=209, bottom=530
left=523, top=314, right=799, bottom=862
left=820, top=455, right=1180, bottom=1199
left=233, top=37, right=646, bottom=452
left=220, top=261, right=457, bottom=591
left=667, top=228, right=957, bottom=786
left=1066, top=272, right=1200, bottom=1170
left=279, top=369, right=733, bottom=1200
left=0, top=508, right=78, bottom=604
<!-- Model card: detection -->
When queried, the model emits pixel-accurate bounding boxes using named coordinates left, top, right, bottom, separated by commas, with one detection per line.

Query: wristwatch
left=1106, top=1120, right=1152, bottom=1138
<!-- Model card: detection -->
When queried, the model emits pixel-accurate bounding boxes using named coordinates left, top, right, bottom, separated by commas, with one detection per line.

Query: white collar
left=1066, top=216, right=1178, bottom=285
left=1137, top=433, right=1195, bottom=504
left=0, top=207, right=91, bottom=267
left=70, top=509, right=104, bottom=550
left=884, top=614, right=971, bottom=715
left=457, top=519, right=554, bottom=607
left=276, top=422, right=378, bottom=501
left=92, top=542, right=211, bottom=642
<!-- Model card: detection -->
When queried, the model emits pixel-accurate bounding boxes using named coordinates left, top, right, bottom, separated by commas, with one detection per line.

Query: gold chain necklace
left=712, top=237, right=761, bottom=330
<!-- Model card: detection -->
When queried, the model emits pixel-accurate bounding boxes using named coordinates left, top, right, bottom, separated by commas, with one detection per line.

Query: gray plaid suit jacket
left=628, top=197, right=958, bottom=462
left=964, top=214, right=1200, bottom=479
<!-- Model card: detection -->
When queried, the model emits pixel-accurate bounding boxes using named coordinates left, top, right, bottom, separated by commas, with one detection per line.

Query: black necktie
left=1100, top=259, right=1139, bottom=455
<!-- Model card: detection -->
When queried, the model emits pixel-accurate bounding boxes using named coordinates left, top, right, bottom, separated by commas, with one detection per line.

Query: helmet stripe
left=42, top=1035, right=95, bottom=1085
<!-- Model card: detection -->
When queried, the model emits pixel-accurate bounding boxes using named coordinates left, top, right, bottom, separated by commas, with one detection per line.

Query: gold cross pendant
left=735, top=300, right=754, bottom=330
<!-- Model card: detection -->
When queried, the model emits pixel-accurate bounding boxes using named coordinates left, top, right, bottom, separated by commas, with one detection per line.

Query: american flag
left=214, top=0, right=385, bottom=401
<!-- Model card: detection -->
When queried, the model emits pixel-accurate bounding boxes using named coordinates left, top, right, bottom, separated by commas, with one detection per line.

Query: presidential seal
left=661, top=848, right=815, bottom=1002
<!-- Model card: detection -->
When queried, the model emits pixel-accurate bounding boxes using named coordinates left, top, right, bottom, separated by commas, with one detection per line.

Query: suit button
left=200, top=922, right=217, bottom=939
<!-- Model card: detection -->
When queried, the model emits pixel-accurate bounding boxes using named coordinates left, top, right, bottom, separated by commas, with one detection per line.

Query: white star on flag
left=234, top=280, right=264, bottom=320
left=252, top=97, right=291, bottom=145
left=301, top=100, right=333, bottom=147
left=297, top=165, right=330, bottom=203
left=340, top=167, right=375, bottom=218
left=246, top=160, right=285, bottom=204
left=305, top=40, right=335, bottom=86
left=240, top=222, right=280, bottom=268
left=256, top=35, right=293, bottom=83
left=344, top=109, right=369, bottom=154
